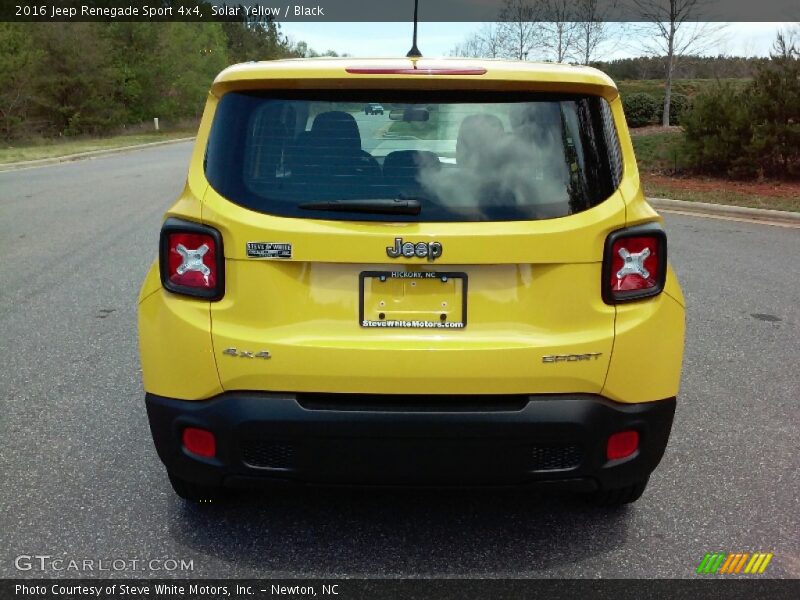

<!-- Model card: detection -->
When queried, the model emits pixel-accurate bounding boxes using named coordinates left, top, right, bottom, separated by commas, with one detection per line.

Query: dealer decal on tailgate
left=246, top=242, right=292, bottom=259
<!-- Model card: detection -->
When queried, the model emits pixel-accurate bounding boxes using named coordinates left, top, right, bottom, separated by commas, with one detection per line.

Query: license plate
left=359, top=271, right=467, bottom=329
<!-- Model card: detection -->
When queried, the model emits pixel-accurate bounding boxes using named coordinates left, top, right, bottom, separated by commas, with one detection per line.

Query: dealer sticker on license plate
left=359, top=271, right=467, bottom=329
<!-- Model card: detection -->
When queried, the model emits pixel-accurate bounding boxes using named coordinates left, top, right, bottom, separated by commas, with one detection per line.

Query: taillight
left=159, top=218, right=224, bottom=300
left=167, top=232, right=216, bottom=287
left=182, top=427, right=216, bottom=458
left=602, top=223, right=667, bottom=304
left=606, top=430, right=639, bottom=460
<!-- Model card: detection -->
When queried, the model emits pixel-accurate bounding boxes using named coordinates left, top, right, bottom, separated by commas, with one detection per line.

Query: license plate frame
left=359, top=270, right=468, bottom=329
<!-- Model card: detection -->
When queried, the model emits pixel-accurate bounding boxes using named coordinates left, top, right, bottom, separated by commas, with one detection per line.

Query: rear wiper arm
left=298, top=198, right=421, bottom=215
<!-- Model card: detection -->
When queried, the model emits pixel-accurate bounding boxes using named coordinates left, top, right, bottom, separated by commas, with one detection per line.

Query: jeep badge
left=386, top=237, right=443, bottom=261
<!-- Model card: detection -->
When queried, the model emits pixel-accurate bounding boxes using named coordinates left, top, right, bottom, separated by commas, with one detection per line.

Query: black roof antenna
left=406, top=0, right=422, bottom=58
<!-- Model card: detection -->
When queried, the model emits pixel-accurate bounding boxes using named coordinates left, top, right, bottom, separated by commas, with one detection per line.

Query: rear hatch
left=202, top=81, right=625, bottom=395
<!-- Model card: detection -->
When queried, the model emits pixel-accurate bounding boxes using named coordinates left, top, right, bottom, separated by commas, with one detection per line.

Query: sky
left=279, top=22, right=792, bottom=60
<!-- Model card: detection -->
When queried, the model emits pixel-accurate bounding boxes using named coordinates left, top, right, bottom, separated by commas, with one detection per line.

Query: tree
left=450, top=32, right=483, bottom=58
left=746, top=28, right=800, bottom=176
left=633, top=0, right=722, bottom=126
left=497, top=0, right=543, bottom=60
left=0, top=23, right=42, bottom=139
left=451, top=0, right=618, bottom=64
left=595, top=55, right=767, bottom=80
left=450, top=23, right=504, bottom=58
left=156, top=23, right=229, bottom=120
left=30, top=23, right=126, bottom=135
left=478, top=23, right=505, bottom=58
left=292, top=40, right=316, bottom=57
left=682, top=29, right=799, bottom=179
left=680, top=82, right=750, bottom=175
left=539, top=0, right=580, bottom=62
left=222, top=14, right=298, bottom=63
left=104, top=23, right=164, bottom=123
left=0, top=22, right=327, bottom=141
left=622, top=92, right=660, bottom=127
left=573, top=0, right=621, bottom=65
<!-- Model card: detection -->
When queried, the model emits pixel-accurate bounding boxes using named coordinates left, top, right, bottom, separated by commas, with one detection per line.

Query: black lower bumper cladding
left=145, top=392, right=675, bottom=490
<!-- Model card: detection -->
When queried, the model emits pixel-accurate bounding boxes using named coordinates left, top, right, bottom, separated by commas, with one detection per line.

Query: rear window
left=205, top=90, right=621, bottom=222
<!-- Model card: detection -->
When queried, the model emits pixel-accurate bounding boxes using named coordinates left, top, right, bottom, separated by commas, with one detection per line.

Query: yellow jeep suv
left=138, top=58, right=685, bottom=506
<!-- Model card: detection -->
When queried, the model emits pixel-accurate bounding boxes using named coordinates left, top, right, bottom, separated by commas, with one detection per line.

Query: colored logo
left=696, top=552, right=774, bottom=575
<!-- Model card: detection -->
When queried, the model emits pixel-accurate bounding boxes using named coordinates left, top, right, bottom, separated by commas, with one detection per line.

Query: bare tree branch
left=539, top=0, right=581, bottom=62
left=451, top=23, right=505, bottom=58
left=497, top=0, right=544, bottom=60
left=633, top=0, right=725, bottom=125
left=573, top=0, right=624, bottom=64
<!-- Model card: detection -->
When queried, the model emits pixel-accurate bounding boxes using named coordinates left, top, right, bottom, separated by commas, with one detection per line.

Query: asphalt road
left=354, top=110, right=391, bottom=153
left=1, top=142, right=798, bottom=579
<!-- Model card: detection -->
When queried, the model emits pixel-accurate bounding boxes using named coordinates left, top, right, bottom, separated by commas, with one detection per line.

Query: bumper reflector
left=607, top=430, right=639, bottom=460
left=182, top=427, right=216, bottom=458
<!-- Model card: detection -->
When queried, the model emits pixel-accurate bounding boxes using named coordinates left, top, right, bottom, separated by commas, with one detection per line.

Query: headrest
left=310, top=111, right=362, bottom=150
left=509, top=103, right=564, bottom=145
left=456, top=114, right=505, bottom=166
left=383, top=150, right=441, bottom=174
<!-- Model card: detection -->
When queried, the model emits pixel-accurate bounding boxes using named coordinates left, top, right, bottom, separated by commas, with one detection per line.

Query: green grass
left=386, top=105, right=445, bottom=140
left=631, top=130, right=688, bottom=173
left=0, top=129, right=195, bottom=164
left=387, top=120, right=442, bottom=140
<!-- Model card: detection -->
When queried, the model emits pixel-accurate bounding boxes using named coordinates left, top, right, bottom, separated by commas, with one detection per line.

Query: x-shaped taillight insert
left=175, top=243, right=211, bottom=277
left=616, top=246, right=651, bottom=280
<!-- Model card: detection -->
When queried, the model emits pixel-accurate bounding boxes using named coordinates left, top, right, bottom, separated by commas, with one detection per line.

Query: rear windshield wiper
left=297, top=198, right=422, bottom=215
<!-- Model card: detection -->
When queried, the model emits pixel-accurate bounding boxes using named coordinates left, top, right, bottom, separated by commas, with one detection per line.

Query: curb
left=0, top=136, right=196, bottom=172
left=648, top=197, right=800, bottom=225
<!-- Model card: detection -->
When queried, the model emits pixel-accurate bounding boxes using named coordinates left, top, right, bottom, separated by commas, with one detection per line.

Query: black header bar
left=2, top=0, right=798, bottom=23
left=4, top=578, right=800, bottom=600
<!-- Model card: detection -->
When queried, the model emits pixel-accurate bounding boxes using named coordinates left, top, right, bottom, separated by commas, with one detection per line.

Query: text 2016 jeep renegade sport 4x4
left=138, top=58, right=685, bottom=505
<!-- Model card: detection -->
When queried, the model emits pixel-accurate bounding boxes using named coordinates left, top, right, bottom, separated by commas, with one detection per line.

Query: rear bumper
left=146, top=392, right=675, bottom=490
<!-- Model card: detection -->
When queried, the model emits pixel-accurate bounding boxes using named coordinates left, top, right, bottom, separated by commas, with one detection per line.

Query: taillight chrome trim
left=159, top=217, right=225, bottom=301
left=601, top=222, right=667, bottom=304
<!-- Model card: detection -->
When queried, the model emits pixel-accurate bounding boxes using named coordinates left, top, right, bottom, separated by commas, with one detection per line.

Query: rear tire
left=167, top=472, right=225, bottom=504
left=588, top=478, right=649, bottom=507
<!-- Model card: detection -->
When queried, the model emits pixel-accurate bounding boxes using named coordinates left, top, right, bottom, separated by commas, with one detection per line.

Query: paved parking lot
left=1, top=143, right=797, bottom=578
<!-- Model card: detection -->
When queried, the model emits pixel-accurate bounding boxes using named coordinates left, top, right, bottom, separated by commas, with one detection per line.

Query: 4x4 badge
left=223, top=348, right=270, bottom=359
left=386, top=237, right=442, bottom=261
